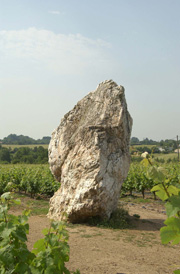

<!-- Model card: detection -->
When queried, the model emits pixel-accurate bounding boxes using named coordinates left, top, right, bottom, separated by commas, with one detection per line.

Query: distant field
left=2, top=144, right=49, bottom=149
left=130, top=144, right=156, bottom=149
left=154, top=153, right=178, bottom=160
left=131, top=152, right=179, bottom=161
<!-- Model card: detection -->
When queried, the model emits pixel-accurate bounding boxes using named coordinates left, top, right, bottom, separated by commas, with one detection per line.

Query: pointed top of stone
left=96, top=79, right=125, bottom=94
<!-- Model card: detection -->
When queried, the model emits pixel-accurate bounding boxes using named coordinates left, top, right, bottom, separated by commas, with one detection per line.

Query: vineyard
left=122, top=162, right=180, bottom=198
left=0, top=162, right=180, bottom=199
left=0, top=165, right=59, bottom=198
left=1, top=161, right=180, bottom=273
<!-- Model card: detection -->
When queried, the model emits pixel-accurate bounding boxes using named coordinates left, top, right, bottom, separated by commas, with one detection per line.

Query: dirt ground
left=23, top=199, right=180, bottom=274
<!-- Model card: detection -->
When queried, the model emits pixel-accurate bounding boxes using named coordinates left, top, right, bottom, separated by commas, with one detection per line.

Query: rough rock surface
left=48, top=80, right=133, bottom=222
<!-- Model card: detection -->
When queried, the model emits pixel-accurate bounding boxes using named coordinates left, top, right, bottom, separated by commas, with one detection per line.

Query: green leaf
left=151, top=184, right=169, bottom=201
left=32, top=238, right=46, bottom=254
left=166, top=202, right=178, bottom=218
left=13, top=199, right=21, bottom=205
left=140, top=158, right=150, bottom=167
left=174, top=270, right=180, bottom=274
left=14, top=262, right=31, bottom=274
left=45, top=234, right=59, bottom=247
left=73, top=270, right=81, bottom=274
left=19, top=215, right=29, bottom=226
left=41, top=228, right=49, bottom=236
left=64, top=268, right=71, bottom=274
left=1, top=228, right=13, bottom=239
left=44, top=265, right=60, bottom=274
left=0, top=245, right=14, bottom=265
left=17, top=247, right=35, bottom=262
left=149, top=166, right=166, bottom=182
left=22, top=209, right=31, bottom=217
left=29, top=265, right=41, bottom=274
left=166, top=193, right=180, bottom=217
left=51, top=221, right=61, bottom=230
left=167, top=185, right=180, bottom=196
left=0, top=204, right=8, bottom=214
left=160, top=217, right=180, bottom=245
left=12, top=226, right=28, bottom=242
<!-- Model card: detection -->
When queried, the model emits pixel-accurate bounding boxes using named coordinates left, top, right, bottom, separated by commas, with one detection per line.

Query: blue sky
left=0, top=0, right=180, bottom=141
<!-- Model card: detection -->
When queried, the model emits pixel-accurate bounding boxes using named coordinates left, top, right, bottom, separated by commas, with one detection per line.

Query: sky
left=0, top=0, right=180, bottom=141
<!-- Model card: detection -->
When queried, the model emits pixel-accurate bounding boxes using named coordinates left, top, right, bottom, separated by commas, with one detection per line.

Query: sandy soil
left=25, top=200, right=180, bottom=274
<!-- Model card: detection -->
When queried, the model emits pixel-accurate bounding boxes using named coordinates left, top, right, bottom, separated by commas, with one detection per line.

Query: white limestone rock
left=48, top=80, right=133, bottom=222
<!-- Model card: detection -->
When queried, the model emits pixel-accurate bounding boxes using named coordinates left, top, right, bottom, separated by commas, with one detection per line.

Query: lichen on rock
left=48, top=80, right=133, bottom=222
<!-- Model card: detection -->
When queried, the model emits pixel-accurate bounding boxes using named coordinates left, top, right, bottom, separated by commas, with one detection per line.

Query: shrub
left=86, top=207, right=131, bottom=229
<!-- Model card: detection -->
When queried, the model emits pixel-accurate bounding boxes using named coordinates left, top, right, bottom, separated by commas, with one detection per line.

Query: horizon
left=0, top=133, right=178, bottom=143
left=1, top=0, right=180, bottom=141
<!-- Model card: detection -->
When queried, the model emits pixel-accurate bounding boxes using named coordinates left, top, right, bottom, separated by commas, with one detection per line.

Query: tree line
left=0, top=134, right=50, bottom=145
left=131, top=137, right=178, bottom=151
left=131, top=137, right=178, bottom=147
left=1, top=134, right=178, bottom=148
left=0, top=145, right=48, bottom=164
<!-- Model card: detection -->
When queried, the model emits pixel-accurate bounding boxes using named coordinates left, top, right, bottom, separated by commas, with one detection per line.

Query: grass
left=26, top=199, right=49, bottom=215
left=80, top=232, right=103, bottom=238
left=120, top=193, right=165, bottom=206
left=80, top=234, right=93, bottom=238
left=12, top=193, right=49, bottom=215
left=123, top=235, right=136, bottom=243
left=135, top=232, right=158, bottom=247
left=121, top=231, right=158, bottom=247
left=120, top=196, right=153, bottom=203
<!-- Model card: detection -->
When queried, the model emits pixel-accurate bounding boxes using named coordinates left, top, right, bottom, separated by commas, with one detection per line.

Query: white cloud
left=48, top=10, right=61, bottom=15
left=0, top=28, right=111, bottom=75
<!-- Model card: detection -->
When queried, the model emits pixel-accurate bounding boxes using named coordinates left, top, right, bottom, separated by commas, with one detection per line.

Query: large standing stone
left=48, top=80, right=132, bottom=222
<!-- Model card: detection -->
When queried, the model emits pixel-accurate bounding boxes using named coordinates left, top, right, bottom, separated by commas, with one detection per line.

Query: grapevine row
left=1, top=163, right=180, bottom=199
left=0, top=165, right=59, bottom=197
left=122, top=162, right=180, bottom=198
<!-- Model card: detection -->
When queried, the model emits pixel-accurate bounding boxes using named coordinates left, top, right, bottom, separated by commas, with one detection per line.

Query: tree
left=130, top=137, right=140, bottom=144
left=0, top=147, right=11, bottom=163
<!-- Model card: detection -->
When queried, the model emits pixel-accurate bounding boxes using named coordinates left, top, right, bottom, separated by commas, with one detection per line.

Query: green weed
left=86, top=207, right=131, bottom=229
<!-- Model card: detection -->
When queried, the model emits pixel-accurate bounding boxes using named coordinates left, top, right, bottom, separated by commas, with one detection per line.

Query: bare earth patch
left=23, top=198, right=180, bottom=274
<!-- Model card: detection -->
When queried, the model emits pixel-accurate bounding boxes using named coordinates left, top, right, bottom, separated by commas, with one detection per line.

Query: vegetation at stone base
left=122, top=162, right=180, bottom=199
left=0, top=165, right=59, bottom=198
left=0, top=192, right=80, bottom=274
left=0, top=145, right=48, bottom=164
left=1, top=134, right=50, bottom=145
left=81, top=207, right=131, bottom=229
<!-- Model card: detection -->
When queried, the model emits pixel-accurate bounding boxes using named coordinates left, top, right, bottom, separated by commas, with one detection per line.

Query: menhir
left=48, top=80, right=133, bottom=222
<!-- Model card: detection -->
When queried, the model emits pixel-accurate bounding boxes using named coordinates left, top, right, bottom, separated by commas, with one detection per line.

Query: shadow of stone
left=129, top=216, right=165, bottom=231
